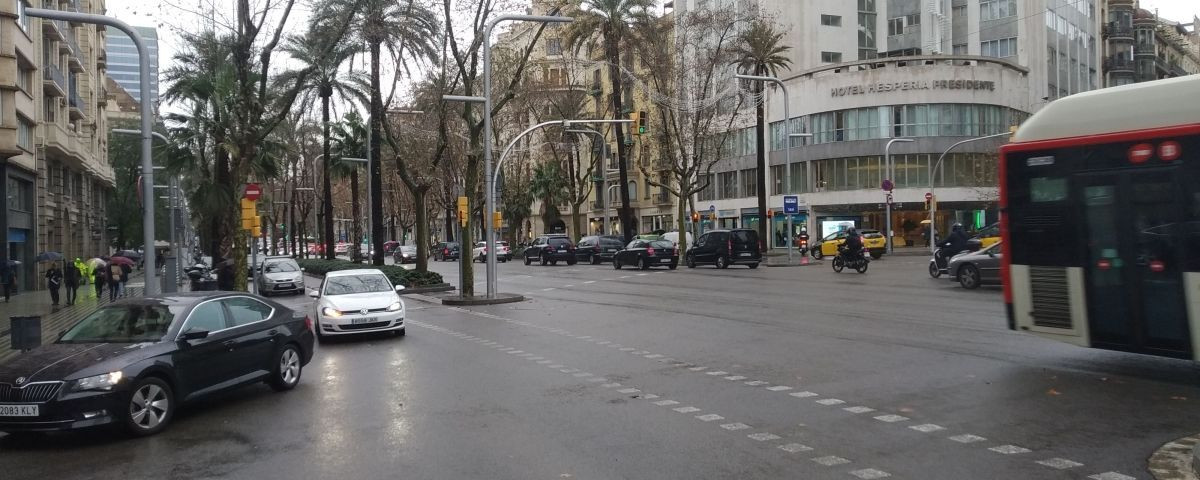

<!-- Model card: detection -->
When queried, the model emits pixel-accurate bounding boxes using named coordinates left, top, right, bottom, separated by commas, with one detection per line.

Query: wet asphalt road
left=1, top=253, right=1198, bottom=480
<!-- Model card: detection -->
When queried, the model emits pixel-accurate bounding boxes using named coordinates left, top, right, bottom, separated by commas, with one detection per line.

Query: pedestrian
left=46, top=263, right=63, bottom=306
left=120, top=263, right=132, bottom=297
left=94, top=265, right=105, bottom=299
left=0, top=263, right=14, bottom=303
left=64, top=260, right=80, bottom=305
left=108, top=263, right=123, bottom=301
left=775, top=230, right=784, bottom=248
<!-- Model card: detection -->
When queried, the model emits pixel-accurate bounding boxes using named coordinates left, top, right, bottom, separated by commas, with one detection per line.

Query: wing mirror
left=179, top=328, right=210, bottom=341
left=987, top=251, right=996, bottom=258
left=307, top=289, right=320, bottom=298
left=394, top=285, right=406, bottom=292
left=300, top=267, right=306, bottom=272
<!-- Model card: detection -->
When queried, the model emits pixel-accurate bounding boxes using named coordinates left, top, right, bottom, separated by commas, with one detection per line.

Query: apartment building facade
left=0, top=0, right=112, bottom=291
left=1102, top=0, right=1199, bottom=86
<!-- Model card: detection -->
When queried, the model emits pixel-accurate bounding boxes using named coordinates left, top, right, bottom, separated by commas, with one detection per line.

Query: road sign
left=881, top=179, right=894, bottom=192
left=925, top=192, right=933, bottom=201
left=783, top=195, right=799, bottom=214
left=708, top=205, right=716, bottom=213
left=243, top=183, right=262, bottom=201
left=886, top=193, right=894, bottom=205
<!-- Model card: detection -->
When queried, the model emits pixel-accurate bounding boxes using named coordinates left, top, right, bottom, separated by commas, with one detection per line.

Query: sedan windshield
left=400, top=246, right=416, bottom=254
left=60, top=305, right=177, bottom=343
left=263, top=261, right=299, bottom=273
left=649, top=240, right=674, bottom=248
left=324, top=275, right=393, bottom=296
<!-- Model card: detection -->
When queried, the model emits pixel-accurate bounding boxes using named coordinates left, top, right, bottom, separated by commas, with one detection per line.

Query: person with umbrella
left=107, top=260, right=123, bottom=301
left=64, top=258, right=80, bottom=305
left=45, top=262, right=62, bottom=306
left=87, top=258, right=105, bottom=299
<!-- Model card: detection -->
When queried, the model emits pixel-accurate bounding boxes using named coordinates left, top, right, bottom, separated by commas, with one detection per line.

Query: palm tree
left=357, top=0, right=440, bottom=265
left=563, top=0, right=655, bottom=243
left=733, top=19, right=792, bottom=252
left=331, top=112, right=369, bottom=262
left=279, top=26, right=368, bottom=260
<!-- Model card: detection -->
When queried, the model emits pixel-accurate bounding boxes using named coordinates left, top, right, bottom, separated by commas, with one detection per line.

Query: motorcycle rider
left=843, top=228, right=864, bottom=262
left=936, top=223, right=970, bottom=265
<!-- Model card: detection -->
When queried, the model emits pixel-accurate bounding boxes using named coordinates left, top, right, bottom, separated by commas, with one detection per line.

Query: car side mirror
left=395, top=285, right=406, bottom=292
left=987, top=251, right=996, bottom=258
left=300, top=267, right=306, bottom=272
left=179, top=329, right=209, bottom=341
left=308, top=290, right=320, bottom=298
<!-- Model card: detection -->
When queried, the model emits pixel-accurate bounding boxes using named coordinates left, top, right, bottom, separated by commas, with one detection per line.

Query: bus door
left=1078, top=169, right=1193, bottom=359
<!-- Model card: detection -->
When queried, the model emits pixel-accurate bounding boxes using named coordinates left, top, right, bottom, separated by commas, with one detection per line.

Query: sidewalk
left=0, top=270, right=179, bottom=364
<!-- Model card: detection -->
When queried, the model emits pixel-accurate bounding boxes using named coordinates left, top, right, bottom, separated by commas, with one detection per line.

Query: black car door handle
left=222, top=340, right=236, bottom=350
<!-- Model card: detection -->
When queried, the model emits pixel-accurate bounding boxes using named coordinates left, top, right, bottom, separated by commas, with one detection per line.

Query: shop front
left=768, top=208, right=808, bottom=248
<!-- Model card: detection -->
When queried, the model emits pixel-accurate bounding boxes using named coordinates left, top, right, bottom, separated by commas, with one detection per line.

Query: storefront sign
left=831, top=80, right=996, bottom=97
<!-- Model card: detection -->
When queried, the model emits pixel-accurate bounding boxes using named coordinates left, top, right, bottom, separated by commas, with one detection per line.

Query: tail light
left=304, top=315, right=313, bottom=332
left=727, top=239, right=732, bottom=252
left=647, top=247, right=656, bottom=256
left=672, top=248, right=679, bottom=257
left=443, top=248, right=449, bottom=255
left=594, top=245, right=601, bottom=252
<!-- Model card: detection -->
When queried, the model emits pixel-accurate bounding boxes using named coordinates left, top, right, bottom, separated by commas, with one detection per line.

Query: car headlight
left=321, top=307, right=342, bottom=318
left=386, top=301, right=403, bottom=312
left=70, top=371, right=123, bottom=392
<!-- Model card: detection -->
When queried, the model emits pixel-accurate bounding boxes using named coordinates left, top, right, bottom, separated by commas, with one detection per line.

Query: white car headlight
left=386, top=301, right=403, bottom=312
left=321, top=307, right=342, bottom=318
left=71, top=371, right=123, bottom=392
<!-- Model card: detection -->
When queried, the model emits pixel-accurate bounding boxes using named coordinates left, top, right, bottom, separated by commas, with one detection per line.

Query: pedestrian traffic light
left=638, top=111, right=647, bottom=135
left=457, top=196, right=469, bottom=227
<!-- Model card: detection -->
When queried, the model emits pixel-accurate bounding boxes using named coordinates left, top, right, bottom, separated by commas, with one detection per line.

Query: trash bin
left=10, top=316, right=41, bottom=351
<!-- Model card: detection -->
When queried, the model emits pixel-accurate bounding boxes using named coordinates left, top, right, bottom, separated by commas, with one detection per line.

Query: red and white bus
left=999, top=75, right=1200, bottom=361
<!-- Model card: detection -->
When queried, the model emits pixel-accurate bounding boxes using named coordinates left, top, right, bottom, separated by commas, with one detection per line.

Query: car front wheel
left=812, top=248, right=824, bottom=260
left=523, top=255, right=532, bottom=265
left=267, top=344, right=303, bottom=392
left=715, top=256, right=729, bottom=269
left=958, top=264, right=981, bottom=290
left=613, top=257, right=622, bottom=269
left=124, top=377, right=174, bottom=437
left=686, top=254, right=696, bottom=269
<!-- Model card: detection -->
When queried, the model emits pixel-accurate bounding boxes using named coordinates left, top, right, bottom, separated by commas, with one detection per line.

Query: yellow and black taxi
left=811, top=229, right=887, bottom=260
left=967, top=222, right=1001, bottom=251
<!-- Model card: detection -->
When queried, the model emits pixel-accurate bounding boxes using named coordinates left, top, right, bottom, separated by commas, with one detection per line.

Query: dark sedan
left=575, top=235, right=624, bottom=264
left=522, top=235, right=577, bottom=266
left=392, top=245, right=417, bottom=264
left=614, top=239, right=678, bottom=270
left=947, top=242, right=1003, bottom=289
left=0, top=292, right=315, bottom=436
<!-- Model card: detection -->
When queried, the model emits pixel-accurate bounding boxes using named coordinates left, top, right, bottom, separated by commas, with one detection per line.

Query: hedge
left=297, top=259, right=444, bottom=288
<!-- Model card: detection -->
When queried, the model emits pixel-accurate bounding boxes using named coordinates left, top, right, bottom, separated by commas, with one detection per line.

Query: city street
left=1, top=254, right=1198, bottom=479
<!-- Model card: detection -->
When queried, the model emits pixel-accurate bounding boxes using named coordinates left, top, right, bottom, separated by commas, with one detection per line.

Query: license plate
left=350, top=317, right=375, bottom=324
left=277, top=283, right=293, bottom=289
left=739, top=253, right=752, bottom=257
left=0, top=404, right=38, bottom=417
left=558, top=249, right=566, bottom=252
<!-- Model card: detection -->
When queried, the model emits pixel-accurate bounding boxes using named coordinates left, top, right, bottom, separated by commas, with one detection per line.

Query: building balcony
left=43, top=122, right=74, bottom=160
left=42, top=18, right=64, bottom=41
left=0, top=126, right=20, bottom=158
left=1104, top=23, right=1133, bottom=40
left=68, top=87, right=85, bottom=120
left=42, top=64, right=67, bottom=97
left=654, top=192, right=671, bottom=204
left=96, top=50, right=106, bottom=69
left=1103, top=56, right=1134, bottom=73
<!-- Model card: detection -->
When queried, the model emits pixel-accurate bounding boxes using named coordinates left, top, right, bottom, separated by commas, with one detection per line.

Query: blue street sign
left=783, top=195, right=799, bottom=214
left=708, top=205, right=716, bottom=213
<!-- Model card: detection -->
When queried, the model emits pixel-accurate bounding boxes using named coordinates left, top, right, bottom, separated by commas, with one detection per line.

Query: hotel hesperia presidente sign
left=831, top=80, right=996, bottom=97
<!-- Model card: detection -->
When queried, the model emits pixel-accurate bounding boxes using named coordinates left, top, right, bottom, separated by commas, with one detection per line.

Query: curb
left=440, top=293, right=526, bottom=306
left=1149, top=434, right=1200, bottom=480
left=398, top=283, right=455, bottom=295
left=765, top=260, right=823, bottom=267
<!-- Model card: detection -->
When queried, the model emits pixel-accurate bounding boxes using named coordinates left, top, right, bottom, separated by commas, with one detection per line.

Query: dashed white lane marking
left=572, top=372, right=593, bottom=377
left=724, top=375, right=747, bottom=381
left=536, top=360, right=553, bottom=364
left=653, top=400, right=680, bottom=406
left=849, top=468, right=891, bottom=479
left=873, top=414, right=909, bottom=423
left=1036, top=458, right=1083, bottom=469
left=577, top=335, right=592, bottom=339
left=619, top=276, right=631, bottom=279
left=601, top=383, right=621, bottom=388
left=695, top=414, right=724, bottom=422
left=542, top=287, right=556, bottom=291
left=564, top=284, right=575, bottom=288
left=507, top=350, right=524, bottom=354
left=989, top=445, right=1031, bottom=455
left=673, top=406, right=702, bottom=413
left=778, top=443, right=814, bottom=453
left=843, top=406, right=875, bottom=414
left=949, top=434, right=987, bottom=444
left=528, top=356, right=544, bottom=360
left=706, top=371, right=728, bottom=376
left=559, top=368, right=578, bottom=373
left=811, top=456, right=851, bottom=466
left=909, top=424, right=945, bottom=433
left=583, top=281, right=596, bottom=284
left=620, top=347, right=636, bottom=351
left=720, top=423, right=752, bottom=431
left=586, top=377, right=607, bottom=383
left=816, top=398, right=846, bottom=406
left=644, top=354, right=663, bottom=359
left=641, top=394, right=659, bottom=399
left=766, top=386, right=792, bottom=392
left=617, top=388, right=641, bottom=394
left=636, top=273, right=648, bottom=276
left=790, top=391, right=819, bottom=398
left=548, top=364, right=564, bottom=369
left=744, top=380, right=768, bottom=386
left=632, top=350, right=650, bottom=355
left=595, top=341, right=610, bottom=345
left=688, top=366, right=708, bottom=371
left=747, top=433, right=781, bottom=441
left=1088, top=473, right=1136, bottom=480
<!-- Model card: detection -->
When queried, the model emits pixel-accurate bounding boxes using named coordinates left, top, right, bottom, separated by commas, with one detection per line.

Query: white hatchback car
left=309, top=269, right=406, bottom=337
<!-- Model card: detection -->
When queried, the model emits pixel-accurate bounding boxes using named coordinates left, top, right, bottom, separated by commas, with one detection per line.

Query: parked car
left=685, top=229, right=761, bottom=269
left=431, top=242, right=460, bottom=261
left=471, top=241, right=510, bottom=263
left=497, top=241, right=513, bottom=261
left=574, top=235, right=623, bottom=264
left=310, top=269, right=406, bottom=337
left=308, top=243, right=325, bottom=256
left=661, top=231, right=694, bottom=249
left=255, top=257, right=305, bottom=296
left=947, top=241, right=1003, bottom=289
left=614, top=239, right=678, bottom=270
left=392, top=245, right=417, bottom=264
left=812, top=229, right=887, bottom=260
left=966, top=222, right=1000, bottom=252
left=0, top=293, right=315, bottom=436
left=382, top=241, right=400, bottom=255
left=522, top=235, right=577, bottom=266
left=334, top=242, right=349, bottom=254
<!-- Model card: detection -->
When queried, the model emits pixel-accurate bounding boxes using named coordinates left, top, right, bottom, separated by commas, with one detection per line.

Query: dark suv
left=575, top=235, right=624, bottom=264
left=685, top=229, right=761, bottom=269
left=523, top=235, right=577, bottom=266
left=432, top=242, right=460, bottom=261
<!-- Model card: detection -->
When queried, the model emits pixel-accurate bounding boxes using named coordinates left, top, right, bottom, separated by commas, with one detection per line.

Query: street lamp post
left=35, top=10, right=157, bottom=293
left=442, top=14, right=574, bottom=299
left=786, top=133, right=813, bottom=263
left=884, top=138, right=914, bottom=254
left=929, top=132, right=1010, bottom=253
left=734, top=73, right=790, bottom=259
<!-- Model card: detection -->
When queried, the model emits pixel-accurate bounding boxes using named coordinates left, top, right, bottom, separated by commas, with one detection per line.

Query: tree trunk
left=754, top=77, right=768, bottom=252
left=676, top=194, right=688, bottom=254
left=445, top=206, right=455, bottom=242
left=461, top=152, right=478, bottom=297
left=369, top=38, right=385, bottom=266
left=413, top=186, right=429, bottom=271
left=604, top=24, right=634, bottom=243
left=571, top=202, right=582, bottom=243
left=322, top=94, right=335, bottom=260
left=351, top=168, right=361, bottom=262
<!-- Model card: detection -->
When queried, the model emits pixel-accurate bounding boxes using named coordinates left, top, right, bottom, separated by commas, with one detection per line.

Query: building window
left=952, top=5, right=967, bottom=18
left=857, top=0, right=876, bottom=60
left=740, top=169, right=757, bottom=198
left=820, top=14, right=841, bottom=26
left=770, top=165, right=786, bottom=195
left=17, top=117, right=33, bottom=151
left=887, top=14, right=920, bottom=36
left=981, top=0, right=1016, bottom=22
left=43, top=97, right=56, bottom=122
left=718, top=171, right=737, bottom=199
left=981, top=37, right=1017, bottom=58
left=952, top=43, right=968, bottom=55
left=821, top=51, right=842, bottom=63
left=16, top=0, right=30, bottom=33
left=16, top=64, right=31, bottom=93
left=546, top=38, right=562, bottom=56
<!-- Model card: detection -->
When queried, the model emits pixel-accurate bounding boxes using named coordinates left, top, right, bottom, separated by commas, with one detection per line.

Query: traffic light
left=691, top=212, right=699, bottom=223
left=766, top=210, right=774, bottom=219
left=637, top=111, right=647, bottom=135
left=240, top=198, right=256, bottom=230
left=630, top=111, right=641, bottom=135
left=493, top=211, right=502, bottom=229
left=457, top=196, right=469, bottom=227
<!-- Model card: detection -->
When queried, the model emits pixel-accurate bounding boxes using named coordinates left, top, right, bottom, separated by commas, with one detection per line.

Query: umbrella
left=36, top=251, right=64, bottom=262
left=108, top=256, right=135, bottom=266
left=5, top=260, right=20, bottom=267
left=920, top=220, right=932, bottom=225
left=86, top=258, right=107, bottom=269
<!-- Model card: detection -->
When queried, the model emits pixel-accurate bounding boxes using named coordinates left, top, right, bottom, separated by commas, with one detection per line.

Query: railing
left=43, top=63, right=66, bottom=92
left=1104, top=56, right=1133, bottom=72
left=655, top=192, right=671, bottom=204
left=1106, top=22, right=1133, bottom=39
left=69, top=84, right=83, bottom=110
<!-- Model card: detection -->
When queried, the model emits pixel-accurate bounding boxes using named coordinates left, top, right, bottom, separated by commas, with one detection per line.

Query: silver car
left=256, top=258, right=305, bottom=296
left=946, top=242, right=1003, bottom=289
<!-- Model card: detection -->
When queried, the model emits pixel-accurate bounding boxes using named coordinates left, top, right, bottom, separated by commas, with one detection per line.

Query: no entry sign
left=243, top=183, right=262, bottom=201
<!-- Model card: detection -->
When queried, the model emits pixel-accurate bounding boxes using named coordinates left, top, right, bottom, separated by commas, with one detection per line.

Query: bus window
left=1030, top=177, right=1067, bottom=202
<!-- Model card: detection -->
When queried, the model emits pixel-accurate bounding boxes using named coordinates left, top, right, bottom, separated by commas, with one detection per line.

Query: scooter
left=929, top=247, right=950, bottom=278
left=832, top=245, right=869, bottom=273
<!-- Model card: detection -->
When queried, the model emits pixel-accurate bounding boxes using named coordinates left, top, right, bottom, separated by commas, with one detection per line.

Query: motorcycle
left=929, top=247, right=950, bottom=278
left=832, top=244, right=869, bottom=273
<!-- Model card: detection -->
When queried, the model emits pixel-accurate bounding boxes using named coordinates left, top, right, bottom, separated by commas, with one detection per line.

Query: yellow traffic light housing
left=240, top=199, right=257, bottom=230
left=638, top=111, right=647, bottom=135
left=457, top=196, right=469, bottom=227
left=493, top=211, right=502, bottom=229
left=630, top=111, right=641, bottom=135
